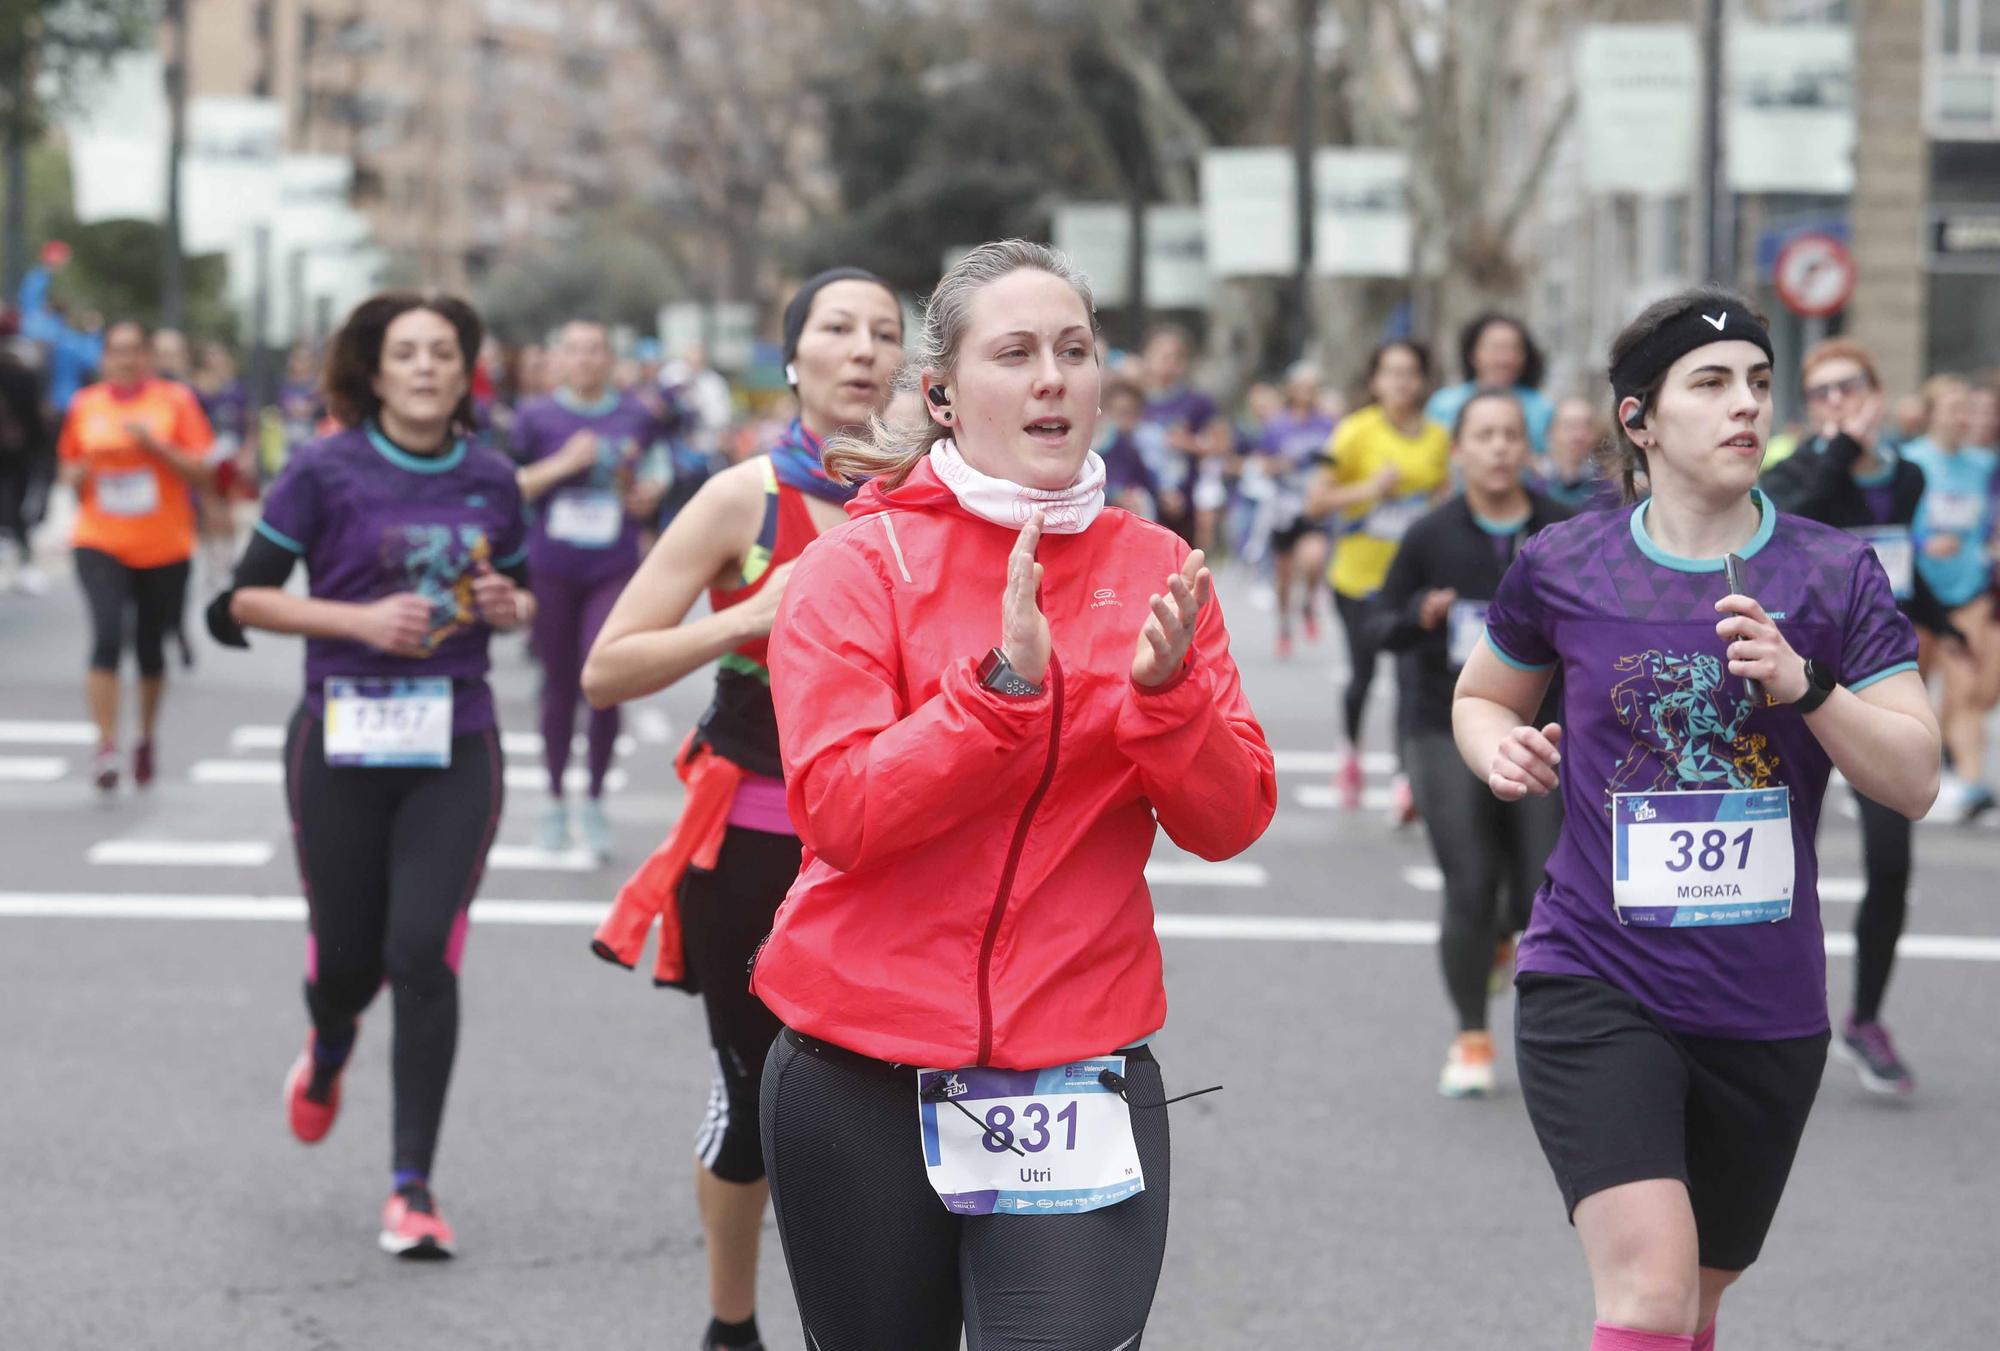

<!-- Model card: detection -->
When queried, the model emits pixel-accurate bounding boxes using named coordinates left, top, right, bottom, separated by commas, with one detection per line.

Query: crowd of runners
left=4, top=235, right=1985, bottom=1349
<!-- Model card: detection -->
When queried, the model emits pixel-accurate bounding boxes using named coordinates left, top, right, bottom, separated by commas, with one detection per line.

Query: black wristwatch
left=977, top=646, right=1043, bottom=698
left=1792, top=657, right=1837, bottom=714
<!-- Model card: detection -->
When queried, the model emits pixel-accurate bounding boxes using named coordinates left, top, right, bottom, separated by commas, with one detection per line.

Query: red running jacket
left=752, top=458, right=1276, bottom=1070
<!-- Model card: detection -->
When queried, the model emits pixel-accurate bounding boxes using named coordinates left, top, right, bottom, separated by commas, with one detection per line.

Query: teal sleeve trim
left=253, top=518, right=306, bottom=554
left=495, top=545, right=530, bottom=569
left=1484, top=629, right=1554, bottom=672
left=1848, top=660, right=1918, bottom=694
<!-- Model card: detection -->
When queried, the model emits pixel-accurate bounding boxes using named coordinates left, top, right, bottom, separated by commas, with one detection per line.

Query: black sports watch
left=977, top=647, right=1043, bottom=698
left=1792, top=657, right=1836, bottom=714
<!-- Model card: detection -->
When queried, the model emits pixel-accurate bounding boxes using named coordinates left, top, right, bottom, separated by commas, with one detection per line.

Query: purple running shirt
left=513, top=390, right=669, bottom=583
left=1482, top=490, right=1918, bottom=1039
left=254, top=423, right=529, bottom=734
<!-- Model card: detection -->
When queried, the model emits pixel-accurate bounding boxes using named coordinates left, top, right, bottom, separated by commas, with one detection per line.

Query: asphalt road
left=1, top=552, right=1995, bottom=1350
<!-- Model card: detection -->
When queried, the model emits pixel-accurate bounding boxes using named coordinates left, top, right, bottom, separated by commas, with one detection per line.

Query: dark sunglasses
left=1804, top=372, right=1871, bottom=403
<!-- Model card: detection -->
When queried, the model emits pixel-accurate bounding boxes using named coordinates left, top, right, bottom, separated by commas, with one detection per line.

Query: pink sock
left=1591, top=1323, right=1695, bottom=1351
left=1692, top=1322, right=1716, bottom=1351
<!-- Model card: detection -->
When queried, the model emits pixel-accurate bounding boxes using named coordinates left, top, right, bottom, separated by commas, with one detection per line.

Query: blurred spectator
left=1095, top=375, right=1161, bottom=519
left=0, top=308, right=52, bottom=594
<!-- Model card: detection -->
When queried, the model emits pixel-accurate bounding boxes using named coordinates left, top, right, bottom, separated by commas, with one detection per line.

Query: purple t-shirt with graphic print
left=1482, top=491, right=1918, bottom=1039
left=513, top=391, right=667, bottom=583
left=254, top=424, right=529, bottom=734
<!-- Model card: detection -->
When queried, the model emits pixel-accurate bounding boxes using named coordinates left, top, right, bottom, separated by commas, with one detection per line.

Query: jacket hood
left=846, top=456, right=972, bottom=521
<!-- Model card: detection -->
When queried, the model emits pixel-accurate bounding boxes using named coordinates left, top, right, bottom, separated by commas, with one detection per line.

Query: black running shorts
left=1514, top=972, right=1828, bottom=1272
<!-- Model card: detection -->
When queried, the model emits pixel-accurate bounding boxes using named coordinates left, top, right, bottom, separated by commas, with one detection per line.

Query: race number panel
left=1612, top=788, right=1795, bottom=927
left=324, top=677, right=454, bottom=768
left=917, top=1059, right=1144, bottom=1216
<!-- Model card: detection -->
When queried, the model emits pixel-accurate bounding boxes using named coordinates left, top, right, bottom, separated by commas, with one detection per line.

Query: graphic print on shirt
left=1605, top=648, right=1778, bottom=810
left=382, top=521, right=490, bottom=652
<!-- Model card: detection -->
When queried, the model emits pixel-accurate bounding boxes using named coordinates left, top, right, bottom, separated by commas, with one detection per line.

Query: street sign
left=1773, top=232, right=1856, bottom=318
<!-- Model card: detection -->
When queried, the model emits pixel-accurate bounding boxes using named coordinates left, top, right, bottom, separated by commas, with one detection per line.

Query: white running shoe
left=1438, top=1032, right=1497, bottom=1099
left=537, top=800, right=572, bottom=854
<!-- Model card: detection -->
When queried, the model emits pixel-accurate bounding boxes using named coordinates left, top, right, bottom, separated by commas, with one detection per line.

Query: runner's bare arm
left=1453, top=637, right=1561, bottom=802
left=581, top=460, right=772, bottom=708
left=1799, top=672, right=1938, bottom=820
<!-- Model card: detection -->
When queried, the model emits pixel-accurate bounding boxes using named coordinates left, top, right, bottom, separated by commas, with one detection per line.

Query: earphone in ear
left=1623, top=406, right=1646, bottom=430
left=926, top=386, right=951, bottom=408
left=784, top=362, right=798, bottom=386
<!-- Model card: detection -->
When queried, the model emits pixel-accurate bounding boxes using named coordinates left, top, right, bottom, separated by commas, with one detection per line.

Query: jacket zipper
left=975, top=653, right=1063, bottom=1066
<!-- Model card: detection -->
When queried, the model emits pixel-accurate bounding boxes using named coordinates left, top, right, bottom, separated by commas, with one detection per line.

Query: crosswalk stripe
left=88, top=840, right=275, bottom=867
left=187, top=759, right=633, bottom=794
left=228, top=725, right=640, bottom=760
left=0, top=755, right=69, bottom=782
left=1146, top=860, right=1268, bottom=887
left=487, top=844, right=601, bottom=872
left=1397, top=865, right=1870, bottom=904
left=3, top=892, right=1996, bottom=961
left=635, top=707, right=674, bottom=745
left=0, top=720, right=97, bottom=746
left=1293, top=784, right=1395, bottom=811
left=1272, top=750, right=1398, bottom=775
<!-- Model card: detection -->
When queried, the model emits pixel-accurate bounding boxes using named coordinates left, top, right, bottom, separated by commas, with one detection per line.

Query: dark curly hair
left=323, top=291, right=483, bottom=435
left=1457, top=313, right=1545, bottom=391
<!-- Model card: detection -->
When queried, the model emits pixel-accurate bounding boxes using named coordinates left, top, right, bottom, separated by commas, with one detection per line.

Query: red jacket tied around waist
left=752, top=459, right=1277, bottom=1070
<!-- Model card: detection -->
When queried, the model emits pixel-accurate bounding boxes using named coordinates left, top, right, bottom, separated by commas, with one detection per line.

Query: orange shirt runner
left=60, top=379, right=214, bottom=569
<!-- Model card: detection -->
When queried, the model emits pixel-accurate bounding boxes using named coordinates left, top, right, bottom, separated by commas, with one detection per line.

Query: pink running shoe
left=133, top=739, right=156, bottom=789
left=284, top=1031, right=346, bottom=1144
left=380, top=1181, right=456, bottom=1259
left=1389, top=772, right=1419, bottom=827
left=1335, top=749, right=1363, bottom=811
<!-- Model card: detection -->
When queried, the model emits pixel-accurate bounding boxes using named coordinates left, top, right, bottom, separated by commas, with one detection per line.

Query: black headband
left=782, top=267, right=895, bottom=372
left=1609, top=302, right=1774, bottom=405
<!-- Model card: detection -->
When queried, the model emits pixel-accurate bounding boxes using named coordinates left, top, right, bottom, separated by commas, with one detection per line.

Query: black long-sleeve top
left=1759, top=432, right=1959, bottom=638
left=1369, top=491, right=1571, bottom=737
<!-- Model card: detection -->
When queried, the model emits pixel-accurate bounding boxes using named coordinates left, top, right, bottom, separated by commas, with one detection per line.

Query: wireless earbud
left=927, top=386, right=951, bottom=408
left=1623, top=406, right=1646, bottom=430
left=784, top=362, right=798, bottom=386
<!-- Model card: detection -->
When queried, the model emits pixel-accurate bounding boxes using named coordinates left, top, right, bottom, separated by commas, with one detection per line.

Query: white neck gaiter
left=928, top=438, right=1107, bottom=535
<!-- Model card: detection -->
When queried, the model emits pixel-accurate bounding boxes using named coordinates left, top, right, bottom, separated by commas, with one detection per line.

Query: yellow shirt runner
left=1321, top=405, right=1450, bottom=598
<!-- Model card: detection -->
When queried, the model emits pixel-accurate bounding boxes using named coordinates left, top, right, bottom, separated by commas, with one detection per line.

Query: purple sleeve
left=491, top=475, right=530, bottom=570
left=1191, top=392, right=1219, bottom=432
left=254, top=456, right=321, bottom=555
left=1481, top=533, right=1557, bottom=671
left=1840, top=548, right=1920, bottom=691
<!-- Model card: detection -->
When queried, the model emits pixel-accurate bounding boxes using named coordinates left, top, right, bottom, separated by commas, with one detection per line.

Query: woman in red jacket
left=756, top=239, right=1276, bottom=1351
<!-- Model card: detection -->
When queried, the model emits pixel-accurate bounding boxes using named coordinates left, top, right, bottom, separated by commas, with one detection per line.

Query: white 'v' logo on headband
left=1702, top=312, right=1728, bottom=330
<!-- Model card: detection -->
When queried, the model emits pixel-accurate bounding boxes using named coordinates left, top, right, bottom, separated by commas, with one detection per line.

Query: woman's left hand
left=473, top=562, right=531, bottom=632
left=1715, top=594, right=1807, bottom=704
left=1132, top=549, right=1213, bottom=687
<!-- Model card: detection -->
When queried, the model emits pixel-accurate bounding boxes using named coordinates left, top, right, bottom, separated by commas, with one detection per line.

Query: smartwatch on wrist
left=1792, top=657, right=1837, bottom=714
left=977, top=646, right=1043, bottom=698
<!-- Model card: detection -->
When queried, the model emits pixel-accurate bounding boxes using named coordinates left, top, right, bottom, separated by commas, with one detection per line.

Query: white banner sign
left=1575, top=24, right=1698, bottom=196
left=183, top=98, right=285, bottom=253
left=63, top=51, right=167, bottom=224
left=1052, top=203, right=1210, bottom=308
left=1200, top=148, right=1409, bottom=279
left=1728, top=22, right=1855, bottom=194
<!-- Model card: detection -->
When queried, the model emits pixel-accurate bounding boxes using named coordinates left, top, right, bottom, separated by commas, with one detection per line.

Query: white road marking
left=1397, top=865, right=1870, bottom=905
left=635, top=707, right=674, bottom=745
left=502, top=766, right=631, bottom=794
left=0, top=720, right=97, bottom=746
left=1145, top=860, right=1268, bottom=887
left=230, top=726, right=638, bottom=759
left=190, top=760, right=631, bottom=793
left=88, top=840, right=275, bottom=867
left=1293, top=784, right=1395, bottom=811
left=0, top=755, right=68, bottom=782
left=1272, top=750, right=1399, bottom=775
left=486, top=844, right=602, bottom=872
left=5, top=892, right=1996, bottom=961
left=190, top=760, right=283, bottom=785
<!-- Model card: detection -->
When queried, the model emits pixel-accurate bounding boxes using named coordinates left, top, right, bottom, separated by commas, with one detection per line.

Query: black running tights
left=762, top=1031, right=1172, bottom=1350
left=1852, top=789, right=1912, bottom=1024
left=74, top=546, right=188, bottom=677
left=1335, top=590, right=1386, bottom=746
left=284, top=706, right=503, bottom=1177
left=1405, top=731, right=1563, bottom=1032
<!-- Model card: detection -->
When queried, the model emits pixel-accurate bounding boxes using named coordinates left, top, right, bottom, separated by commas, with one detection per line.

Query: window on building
left=1932, top=0, right=2000, bottom=137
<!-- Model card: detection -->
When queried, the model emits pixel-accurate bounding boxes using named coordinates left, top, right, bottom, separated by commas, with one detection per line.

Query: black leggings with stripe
left=763, top=1030, right=1172, bottom=1350
left=283, top=707, right=503, bottom=1178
